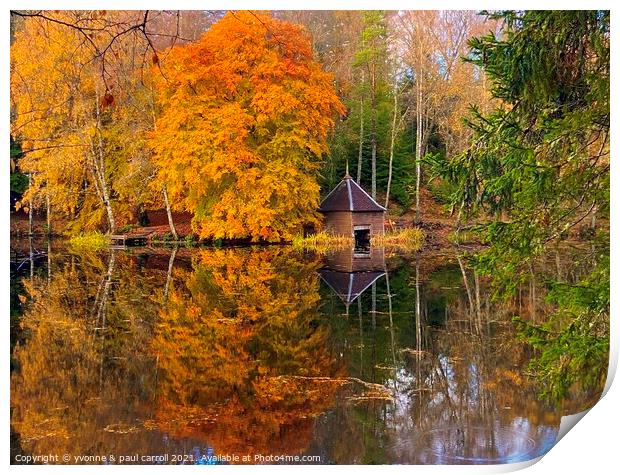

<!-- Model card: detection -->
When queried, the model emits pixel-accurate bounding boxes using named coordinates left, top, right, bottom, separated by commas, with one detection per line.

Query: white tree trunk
left=415, top=62, right=423, bottom=224
left=28, top=173, right=33, bottom=236
left=93, top=91, right=116, bottom=233
left=357, top=72, right=364, bottom=184
left=370, top=62, right=378, bottom=200
left=150, top=88, right=178, bottom=239
left=164, top=246, right=178, bottom=302
left=162, top=185, right=178, bottom=240
left=385, top=82, right=399, bottom=209
left=46, top=191, right=51, bottom=235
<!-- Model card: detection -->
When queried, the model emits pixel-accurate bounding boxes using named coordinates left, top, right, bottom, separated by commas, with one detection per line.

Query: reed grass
left=293, top=228, right=424, bottom=252
left=371, top=228, right=425, bottom=250
left=67, top=231, right=110, bottom=250
left=292, top=231, right=353, bottom=252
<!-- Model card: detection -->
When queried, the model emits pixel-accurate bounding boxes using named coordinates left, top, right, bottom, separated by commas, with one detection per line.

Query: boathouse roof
left=318, top=174, right=386, bottom=213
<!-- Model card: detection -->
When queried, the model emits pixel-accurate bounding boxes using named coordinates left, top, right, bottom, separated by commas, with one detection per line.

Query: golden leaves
left=150, top=12, right=344, bottom=241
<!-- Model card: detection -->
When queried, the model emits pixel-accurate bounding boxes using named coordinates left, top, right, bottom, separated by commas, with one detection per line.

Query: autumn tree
left=151, top=248, right=345, bottom=456
left=10, top=10, right=211, bottom=236
left=10, top=11, right=161, bottom=233
left=428, top=11, right=496, bottom=157
left=10, top=250, right=167, bottom=458
left=394, top=11, right=441, bottom=222
left=149, top=11, right=344, bottom=242
left=276, top=10, right=363, bottom=94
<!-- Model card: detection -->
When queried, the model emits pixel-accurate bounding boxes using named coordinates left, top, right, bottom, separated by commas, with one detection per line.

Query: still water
left=10, top=241, right=603, bottom=464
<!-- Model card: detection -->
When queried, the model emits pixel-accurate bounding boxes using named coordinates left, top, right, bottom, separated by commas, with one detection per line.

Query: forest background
left=9, top=9, right=499, bottom=242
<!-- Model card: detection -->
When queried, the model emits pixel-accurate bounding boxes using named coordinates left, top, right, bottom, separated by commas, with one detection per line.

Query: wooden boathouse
left=318, top=172, right=386, bottom=246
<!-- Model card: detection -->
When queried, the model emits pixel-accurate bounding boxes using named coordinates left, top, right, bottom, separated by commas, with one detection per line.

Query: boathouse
left=318, top=173, right=386, bottom=246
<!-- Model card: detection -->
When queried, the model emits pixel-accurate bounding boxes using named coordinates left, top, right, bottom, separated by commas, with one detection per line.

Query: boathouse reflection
left=319, top=247, right=386, bottom=309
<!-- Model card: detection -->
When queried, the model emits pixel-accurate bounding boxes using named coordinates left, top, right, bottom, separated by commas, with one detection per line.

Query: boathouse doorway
left=354, top=226, right=371, bottom=252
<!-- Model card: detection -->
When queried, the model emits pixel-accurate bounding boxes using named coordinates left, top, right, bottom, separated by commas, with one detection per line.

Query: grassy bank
left=293, top=228, right=424, bottom=252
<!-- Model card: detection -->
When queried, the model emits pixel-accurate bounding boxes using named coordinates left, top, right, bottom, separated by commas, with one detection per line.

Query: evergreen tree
left=434, top=11, right=609, bottom=398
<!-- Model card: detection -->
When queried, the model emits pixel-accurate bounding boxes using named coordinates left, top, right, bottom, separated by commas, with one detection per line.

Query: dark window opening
left=354, top=228, right=371, bottom=253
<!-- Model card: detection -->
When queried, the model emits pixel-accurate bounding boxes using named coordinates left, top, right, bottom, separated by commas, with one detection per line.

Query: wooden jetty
left=110, top=234, right=149, bottom=247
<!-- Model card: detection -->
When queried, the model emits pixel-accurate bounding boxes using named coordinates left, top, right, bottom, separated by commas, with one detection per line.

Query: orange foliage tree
left=150, top=11, right=345, bottom=241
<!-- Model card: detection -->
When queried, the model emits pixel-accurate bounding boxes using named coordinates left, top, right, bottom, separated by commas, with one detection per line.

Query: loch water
left=9, top=240, right=604, bottom=464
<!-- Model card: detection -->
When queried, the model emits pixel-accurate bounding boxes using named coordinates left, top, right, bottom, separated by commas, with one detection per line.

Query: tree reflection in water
left=10, top=244, right=605, bottom=464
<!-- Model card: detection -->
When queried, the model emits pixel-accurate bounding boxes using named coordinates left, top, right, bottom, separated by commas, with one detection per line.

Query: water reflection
left=10, top=243, right=603, bottom=464
left=319, top=246, right=385, bottom=308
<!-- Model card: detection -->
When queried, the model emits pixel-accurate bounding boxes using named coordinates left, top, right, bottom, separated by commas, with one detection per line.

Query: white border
left=3, top=1, right=617, bottom=474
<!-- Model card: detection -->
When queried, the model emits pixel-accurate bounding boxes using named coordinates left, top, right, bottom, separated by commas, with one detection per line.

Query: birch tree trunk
left=414, top=254, right=422, bottom=387
left=96, top=152, right=116, bottom=234
left=27, top=173, right=33, bottom=236
left=357, top=92, right=364, bottom=183
left=163, top=245, right=178, bottom=302
left=150, top=88, right=178, bottom=239
left=414, top=34, right=424, bottom=224
left=93, top=91, right=116, bottom=233
left=370, top=61, right=378, bottom=200
left=162, top=185, right=178, bottom=240
left=46, top=192, right=51, bottom=235
left=457, top=253, right=475, bottom=317
left=29, top=236, right=34, bottom=282
left=385, top=82, right=399, bottom=209
left=415, top=70, right=423, bottom=224
left=97, top=250, right=116, bottom=390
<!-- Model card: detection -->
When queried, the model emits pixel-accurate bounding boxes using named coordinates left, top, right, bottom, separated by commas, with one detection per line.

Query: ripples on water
left=9, top=241, right=604, bottom=464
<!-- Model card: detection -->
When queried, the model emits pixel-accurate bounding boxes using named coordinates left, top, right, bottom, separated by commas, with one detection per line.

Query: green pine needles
left=435, top=10, right=610, bottom=400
